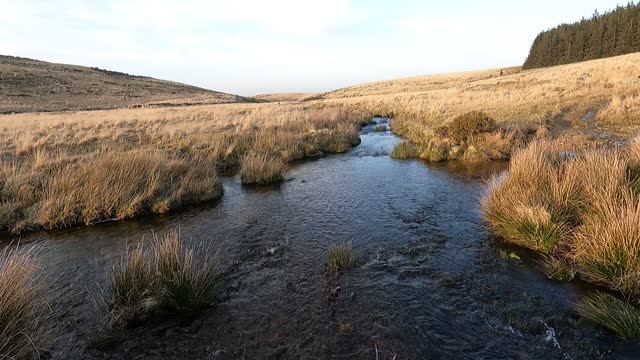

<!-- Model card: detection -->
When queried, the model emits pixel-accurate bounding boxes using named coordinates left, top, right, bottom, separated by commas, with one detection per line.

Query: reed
left=105, top=230, right=221, bottom=329
left=0, top=246, right=49, bottom=358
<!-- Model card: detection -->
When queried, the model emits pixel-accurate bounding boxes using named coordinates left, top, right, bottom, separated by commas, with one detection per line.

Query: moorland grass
left=0, top=246, right=49, bottom=359
left=321, top=53, right=640, bottom=137
left=538, top=255, right=576, bottom=282
left=393, top=111, right=532, bottom=162
left=239, top=153, right=287, bottom=185
left=105, top=230, right=220, bottom=329
left=576, top=292, right=640, bottom=340
left=483, top=139, right=640, bottom=296
left=390, top=141, right=419, bottom=159
left=0, top=104, right=369, bottom=234
left=327, top=243, right=359, bottom=272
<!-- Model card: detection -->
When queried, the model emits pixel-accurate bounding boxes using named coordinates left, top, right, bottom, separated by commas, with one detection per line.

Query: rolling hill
left=0, top=55, right=247, bottom=113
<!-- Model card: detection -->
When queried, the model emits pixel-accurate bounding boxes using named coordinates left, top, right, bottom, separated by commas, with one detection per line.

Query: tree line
left=523, top=2, right=640, bottom=69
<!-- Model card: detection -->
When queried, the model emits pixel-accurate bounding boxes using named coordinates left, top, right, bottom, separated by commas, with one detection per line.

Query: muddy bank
left=15, top=118, right=640, bottom=359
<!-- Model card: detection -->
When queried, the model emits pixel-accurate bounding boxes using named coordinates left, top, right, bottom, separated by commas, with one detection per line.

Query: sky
left=0, top=0, right=626, bottom=95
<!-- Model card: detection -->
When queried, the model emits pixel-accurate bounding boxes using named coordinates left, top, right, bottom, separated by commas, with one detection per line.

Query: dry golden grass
left=0, top=246, right=49, bottom=358
left=0, top=103, right=369, bottom=234
left=483, top=138, right=640, bottom=296
left=254, top=93, right=316, bottom=103
left=317, top=53, right=640, bottom=153
left=105, top=230, right=220, bottom=329
left=239, top=153, right=287, bottom=185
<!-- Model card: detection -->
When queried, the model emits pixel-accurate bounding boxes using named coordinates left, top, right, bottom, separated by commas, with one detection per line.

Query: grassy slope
left=311, top=53, right=640, bottom=142
left=0, top=55, right=248, bottom=113
left=254, top=93, right=316, bottom=103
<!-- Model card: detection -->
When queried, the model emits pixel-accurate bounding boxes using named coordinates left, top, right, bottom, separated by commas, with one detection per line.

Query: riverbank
left=5, top=120, right=636, bottom=359
left=0, top=103, right=370, bottom=235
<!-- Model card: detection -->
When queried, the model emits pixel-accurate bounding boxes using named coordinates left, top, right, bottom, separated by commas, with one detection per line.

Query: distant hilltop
left=0, top=55, right=251, bottom=113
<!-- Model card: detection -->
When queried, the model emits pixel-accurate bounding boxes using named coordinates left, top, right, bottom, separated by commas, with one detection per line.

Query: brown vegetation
left=105, top=230, right=220, bottom=329
left=0, top=246, right=49, bottom=358
left=482, top=139, right=640, bottom=297
left=0, top=55, right=246, bottom=113
left=240, top=153, right=287, bottom=185
left=0, top=103, right=369, bottom=234
left=316, top=53, right=640, bottom=156
left=254, top=93, right=316, bottom=103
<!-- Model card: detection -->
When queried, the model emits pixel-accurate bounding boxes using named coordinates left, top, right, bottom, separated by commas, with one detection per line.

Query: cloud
left=64, top=0, right=358, bottom=36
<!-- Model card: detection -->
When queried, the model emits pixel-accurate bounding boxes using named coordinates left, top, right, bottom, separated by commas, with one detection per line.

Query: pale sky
left=0, top=0, right=625, bottom=95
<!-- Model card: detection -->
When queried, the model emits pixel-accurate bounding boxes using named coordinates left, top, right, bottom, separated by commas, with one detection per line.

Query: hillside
left=0, top=55, right=246, bottom=113
left=314, top=53, right=640, bottom=130
left=311, top=66, right=521, bottom=100
left=309, top=52, right=640, bottom=161
left=254, top=93, right=315, bottom=102
left=524, top=3, right=640, bottom=69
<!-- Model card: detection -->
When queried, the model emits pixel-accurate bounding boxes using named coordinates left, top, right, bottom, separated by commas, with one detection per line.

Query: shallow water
left=15, top=118, right=639, bottom=359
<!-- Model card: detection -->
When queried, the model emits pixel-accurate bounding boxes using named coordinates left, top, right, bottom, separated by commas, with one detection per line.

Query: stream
left=14, top=118, right=639, bottom=359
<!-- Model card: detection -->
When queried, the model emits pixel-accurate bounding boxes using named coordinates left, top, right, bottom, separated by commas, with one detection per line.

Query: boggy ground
left=21, top=121, right=638, bottom=359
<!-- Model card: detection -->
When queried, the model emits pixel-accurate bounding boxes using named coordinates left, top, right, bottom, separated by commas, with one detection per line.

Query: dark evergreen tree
left=523, top=2, right=640, bottom=69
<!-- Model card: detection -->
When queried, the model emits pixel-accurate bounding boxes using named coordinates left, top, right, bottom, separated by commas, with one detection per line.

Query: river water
left=15, top=118, right=638, bottom=359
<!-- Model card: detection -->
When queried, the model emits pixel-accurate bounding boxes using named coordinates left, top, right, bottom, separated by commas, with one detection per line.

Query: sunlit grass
left=0, top=246, right=49, bottom=358
left=390, top=141, right=419, bottom=159
left=239, top=153, right=287, bottom=185
left=576, top=292, right=640, bottom=340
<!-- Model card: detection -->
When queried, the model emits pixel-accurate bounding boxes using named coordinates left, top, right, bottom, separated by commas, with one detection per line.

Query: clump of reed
left=576, top=292, right=640, bottom=340
left=327, top=243, right=359, bottom=272
left=538, top=255, right=576, bottom=282
left=483, top=139, right=640, bottom=296
left=390, top=141, right=419, bottom=159
left=105, top=230, right=221, bottom=329
left=0, top=246, right=49, bottom=359
left=239, top=153, right=287, bottom=185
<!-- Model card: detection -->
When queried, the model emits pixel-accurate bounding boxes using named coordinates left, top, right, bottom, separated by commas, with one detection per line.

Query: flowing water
left=13, top=118, right=639, bottom=359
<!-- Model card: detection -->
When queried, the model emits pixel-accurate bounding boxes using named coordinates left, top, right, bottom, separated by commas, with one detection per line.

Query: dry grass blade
left=576, top=292, right=640, bottom=340
left=0, top=246, right=49, bottom=359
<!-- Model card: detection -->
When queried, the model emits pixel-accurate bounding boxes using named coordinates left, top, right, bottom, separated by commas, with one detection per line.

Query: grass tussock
left=373, top=125, right=387, bottom=132
left=327, top=243, right=359, bottom=272
left=576, top=292, right=640, bottom=340
left=393, top=111, right=533, bottom=162
left=483, top=139, right=640, bottom=296
left=0, top=246, right=49, bottom=359
left=239, top=153, right=287, bottom=185
left=538, top=255, right=576, bottom=282
left=105, top=230, right=220, bottom=329
left=0, top=103, right=369, bottom=234
left=390, top=141, right=419, bottom=159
